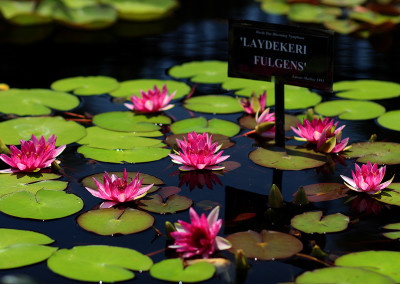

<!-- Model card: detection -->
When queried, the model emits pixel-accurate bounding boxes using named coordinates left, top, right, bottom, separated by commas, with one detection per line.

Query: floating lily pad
left=321, top=0, right=366, bottom=7
left=0, top=89, right=80, bottom=116
left=315, top=100, right=385, bottom=120
left=226, top=230, right=303, bottom=260
left=168, top=61, right=229, bottom=84
left=334, top=80, right=400, bottom=100
left=374, top=183, right=400, bottom=206
left=0, top=116, right=86, bottom=146
left=77, top=208, right=154, bottom=236
left=0, top=189, right=83, bottom=220
left=0, top=228, right=57, bottom=269
left=150, top=258, right=216, bottom=283
left=239, top=114, right=300, bottom=131
left=184, top=95, right=243, bottom=114
left=48, top=245, right=153, bottom=282
left=221, top=77, right=270, bottom=92
left=249, top=146, right=326, bottom=170
left=382, top=222, right=400, bottom=239
left=51, top=76, right=119, bottom=95
left=0, top=173, right=67, bottom=198
left=288, top=4, right=341, bottom=23
left=165, top=133, right=234, bottom=150
left=324, top=19, right=361, bottom=34
left=349, top=9, right=392, bottom=25
left=260, top=0, right=289, bottom=15
left=341, top=142, right=400, bottom=164
left=291, top=211, right=349, bottom=234
left=92, top=111, right=171, bottom=132
left=302, top=183, right=349, bottom=202
left=0, top=0, right=54, bottom=25
left=138, top=194, right=192, bottom=214
left=170, top=117, right=240, bottom=137
left=377, top=110, right=400, bottom=131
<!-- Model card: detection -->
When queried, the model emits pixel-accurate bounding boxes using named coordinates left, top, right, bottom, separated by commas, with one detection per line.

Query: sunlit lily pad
left=109, top=79, right=190, bottom=99
left=321, top=0, right=366, bottom=7
left=0, top=116, right=86, bottom=146
left=239, top=114, right=300, bottom=131
left=0, top=89, right=80, bottom=116
left=349, top=9, right=392, bottom=25
left=165, top=133, right=234, bottom=150
left=341, top=142, right=400, bottom=164
left=170, top=117, right=240, bottom=137
left=138, top=194, right=193, bottom=214
left=382, top=222, right=400, bottom=239
left=288, top=4, right=341, bottom=23
left=221, top=77, right=270, bottom=92
left=291, top=211, right=349, bottom=234
left=168, top=61, right=229, bottom=84
left=0, top=228, right=57, bottom=269
left=77, top=208, right=154, bottom=236
left=51, top=76, right=119, bottom=95
left=374, top=183, right=400, bottom=206
left=226, top=230, right=303, bottom=260
left=324, top=19, right=361, bottom=34
left=184, top=95, right=243, bottom=114
left=334, top=80, right=400, bottom=100
left=0, top=189, right=83, bottom=220
left=377, top=110, right=400, bottom=131
left=302, top=183, right=349, bottom=202
left=150, top=258, right=216, bottom=283
left=48, top=245, right=153, bottom=282
left=315, top=100, right=385, bottom=120
left=260, top=0, right=289, bottom=15
left=0, top=0, right=54, bottom=25
left=249, top=146, right=327, bottom=170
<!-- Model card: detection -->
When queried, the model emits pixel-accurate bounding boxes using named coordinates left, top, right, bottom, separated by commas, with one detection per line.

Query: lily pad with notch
left=168, top=61, right=229, bottom=84
left=315, top=100, right=385, bottom=120
left=377, top=110, right=400, bottom=132
left=51, top=76, right=119, bottom=95
left=170, top=117, right=240, bottom=137
left=138, top=194, right=193, bottom=214
left=341, top=142, right=400, bottom=165
left=290, top=211, right=349, bottom=234
left=334, top=80, right=400, bottom=100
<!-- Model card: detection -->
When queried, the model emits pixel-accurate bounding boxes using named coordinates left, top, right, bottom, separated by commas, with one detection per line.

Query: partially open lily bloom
left=239, top=91, right=267, bottom=114
left=85, top=169, right=153, bottom=208
left=341, top=161, right=395, bottom=195
left=255, top=108, right=276, bottom=138
left=169, top=206, right=231, bottom=258
left=0, top=134, right=65, bottom=173
left=291, top=117, right=344, bottom=144
left=169, top=132, right=230, bottom=171
left=124, top=84, right=176, bottom=113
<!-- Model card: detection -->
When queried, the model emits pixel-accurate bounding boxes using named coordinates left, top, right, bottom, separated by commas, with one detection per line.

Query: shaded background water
left=0, top=0, right=400, bottom=283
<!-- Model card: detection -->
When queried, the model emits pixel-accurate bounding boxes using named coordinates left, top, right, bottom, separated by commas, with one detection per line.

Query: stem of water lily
left=295, top=253, right=331, bottom=267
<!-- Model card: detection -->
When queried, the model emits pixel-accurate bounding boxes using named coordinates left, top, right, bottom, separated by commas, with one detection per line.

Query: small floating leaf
left=184, top=95, right=243, bottom=114
left=290, top=211, right=349, bottom=234
left=51, top=76, right=119, bottom=95
left=170, top=117, right=240, bottom=137
left=315, top=100, right=385, bottom=120
left=334, top=80, right=400, bottom=100
left=377, top=110, right=400, bottom=131
left=302, top=183, right=349, bottom=202
left=341, top=142, right=400, bottom=165
left=168, top=61, right=228, bottom=84
left=138, top=194, right=193, bottom=214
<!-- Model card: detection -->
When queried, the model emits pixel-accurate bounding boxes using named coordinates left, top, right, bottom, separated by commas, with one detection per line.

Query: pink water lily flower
left=169, top=206, right=232, bottom=258
left=169, top=132, right=230, bottom=171
left=255, top=108, right=276, bottom=138
left=0, top=134, right=65, bottom=173
left=85, top=169, right=153, bottom=208
left=291, top=117, right=344, bottom=144
left=124, top=84, right=176, bottom=113
left=239, top=91, right=267, bottom=114
left=341, top=161, right=395, bottom=195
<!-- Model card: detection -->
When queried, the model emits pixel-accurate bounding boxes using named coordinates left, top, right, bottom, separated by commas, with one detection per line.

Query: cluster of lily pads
left=1, top=60, right=400, bottom=283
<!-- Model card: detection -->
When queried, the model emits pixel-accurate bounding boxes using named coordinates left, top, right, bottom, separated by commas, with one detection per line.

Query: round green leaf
left=0, top=189, right=83, bottom=220
left=168, top=61, right=229, bottom=84
left=288, top=4, right=341, bottom=23
left=0, top=0, right=53, bottom=25
left=377, top=110, right=400, bottom=131
left=0, top=228, right=54, bottom=247
left=48, top=245, right=153, bottom=282
left=290, top=211, right=349, bottom=234
left=321, top=0, right=366, bottom=7
left=324, top=19, right=361, bottom=34
left=260, top=0, right=289, bottom=15
left=170, top=117, right=240, bottom=137
left=221, top=77, right=271, bottom=92
left=150, top=258, right=216, bottom=283
left=334, top=80, right=400, bottom=100
left=315, top=100, right=385, bottom=120
left=51, top=76, right=119, bottom=95
left=184, top=95, right=243, bottom=114
left=302, top=183, right=349, bottom=202
left=249, top=146, right=327, bottom=170
left=226, top=230, right=303, bottom=260
left=77, top=208, right=154, bottom=236
left=138, top=194, right=193, bottom=214
left=342, top=142, right=400, bottom=165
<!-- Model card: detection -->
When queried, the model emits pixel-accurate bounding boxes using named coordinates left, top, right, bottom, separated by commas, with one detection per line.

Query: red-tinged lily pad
left=51, top=76, right=119, bottom=95
left=249, top=146, right=327, bottom=170
left=239, top=114, right=300, bottom=131
left=341, top=142, right=400, bottom=165
left=170, top=117, right=240, bottom=137
left=0, top=228, right=57, bottom=269
left=334, top=80, right=400, bottom=100
left=226, top=230, right=303, bottom=260
left=377, top=110, right=400, bottom=131
left=0, top=189, right=83, bottom=220
left=302, top=183, right=349, bottom=202
left=138, top=194, right=193, bottom=214
left=291, top=211, right=349, bottom=234
left=150, top=258, right=216, bottom=283
left=47, top=245, right=153, bottom=282
left=165, top=133, right=234, bottom=150
left=288, top=4, right=341, bottom=23
left=315, top=100, right=385, bottom=120
left=382, top=222, right=400, bottom=239
left=373, top=183, right=400, bottom=206
left=77, top=208, right=154, bottom=236
left=168, top=61, right=229, bottom=84
left=184, top=95, right=244, bottom=114
left=324, top=19, right=361, bottom=34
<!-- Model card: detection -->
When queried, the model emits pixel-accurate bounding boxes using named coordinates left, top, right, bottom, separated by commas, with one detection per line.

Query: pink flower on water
left=169, top=206, right=231, bottom=258
left=239, top=91, right=267, bottom=114
left=169, top=132, right=230, bottom=171
left=124, top=84, right=175, bottom=113
left=0, top=135, right=65, bottom=173
left=255, top=108, right=276, bottom=138
left=85, top=169, right=153, bottom=208
left=340, top=161, right=395, bottom=195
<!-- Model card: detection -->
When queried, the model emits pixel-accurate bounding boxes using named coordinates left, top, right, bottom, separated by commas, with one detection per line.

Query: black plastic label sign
left=228, top=19, right=334, bottom=91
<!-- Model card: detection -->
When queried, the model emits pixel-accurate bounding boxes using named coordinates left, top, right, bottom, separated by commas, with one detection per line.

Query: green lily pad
left=150, top=258, right=216, bottom=283
left=92, top=111, right=171, bottom=132
left=288, top=4, right=342, bottom=23
left=77, top=208, right=154, bottom=236
left=335, top=250, right=400, bottom=282
left=110, top=79, right=190, bottom=100
left=48, top=245, right=153, bottom=282
left=302, top=183, right=349, bottom=202
left=0, top=173, right=67, bottom=198
left=51, top=76, right=119, bottom=95
left=291, top=211, right=349, bottom=234
left=341, top=142, right=400, bottom=165
left=324, top=19, right=361, bottom=34
left=334, top=80, right=400, bottom=100
left=321, top=0, right=366, bottom=7
left=0, top=189, right=83, bottom=220
left=239, top=114, right=300, bottom=131
left=0, top=0, right=54, bottom=25
left=296, top=267, right=395, bottom=283
left=0, top=228, right=57, bottom=269
left=382, top=222, right=400, bottom=239
left=138, top=194, right=193, bottom=214
left=349, top=9, right=392, bottom=25
left=377, top=110, right=400, bottom=131
left=221, top=77, right=271, bottom=92
left=170, top=117, right=240, bottom=137
left=0, top=116, right=86, bottom=146
left=0, top=89, right=80, bottom=116
left=77, top=145, right=170, bottom=163
left=374, top=183, right=400, bottom=206
left=168, top=61, right=229, bottom=84
left=260, top=0, right=289, bottom=15
left=315, top=100, right=385, bottom=120
left=226, top=230, right=303, bottom=260
left=184, top=95, right=244, bottom=114
left=249, top=146, right=327, bottom=170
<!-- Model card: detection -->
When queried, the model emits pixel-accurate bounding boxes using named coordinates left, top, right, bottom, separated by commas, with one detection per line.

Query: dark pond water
left=1, top=0, right=400, bottom=283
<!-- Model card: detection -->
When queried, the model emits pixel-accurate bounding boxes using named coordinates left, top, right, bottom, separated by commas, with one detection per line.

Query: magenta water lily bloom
left=85, top=169, right=153, bottom=208
left=169, top=206, right=231, bottom=258
left=124, top=84, right=176, bottom=113
left=239, top=91, right=267, bottom=114
left=169, top=132, right=230, bottom=171
left=255, top=108, right=276, bottom=138
left=0, top=134, right=65, bottom=173
left=341, top=161, right=395, bottom=195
